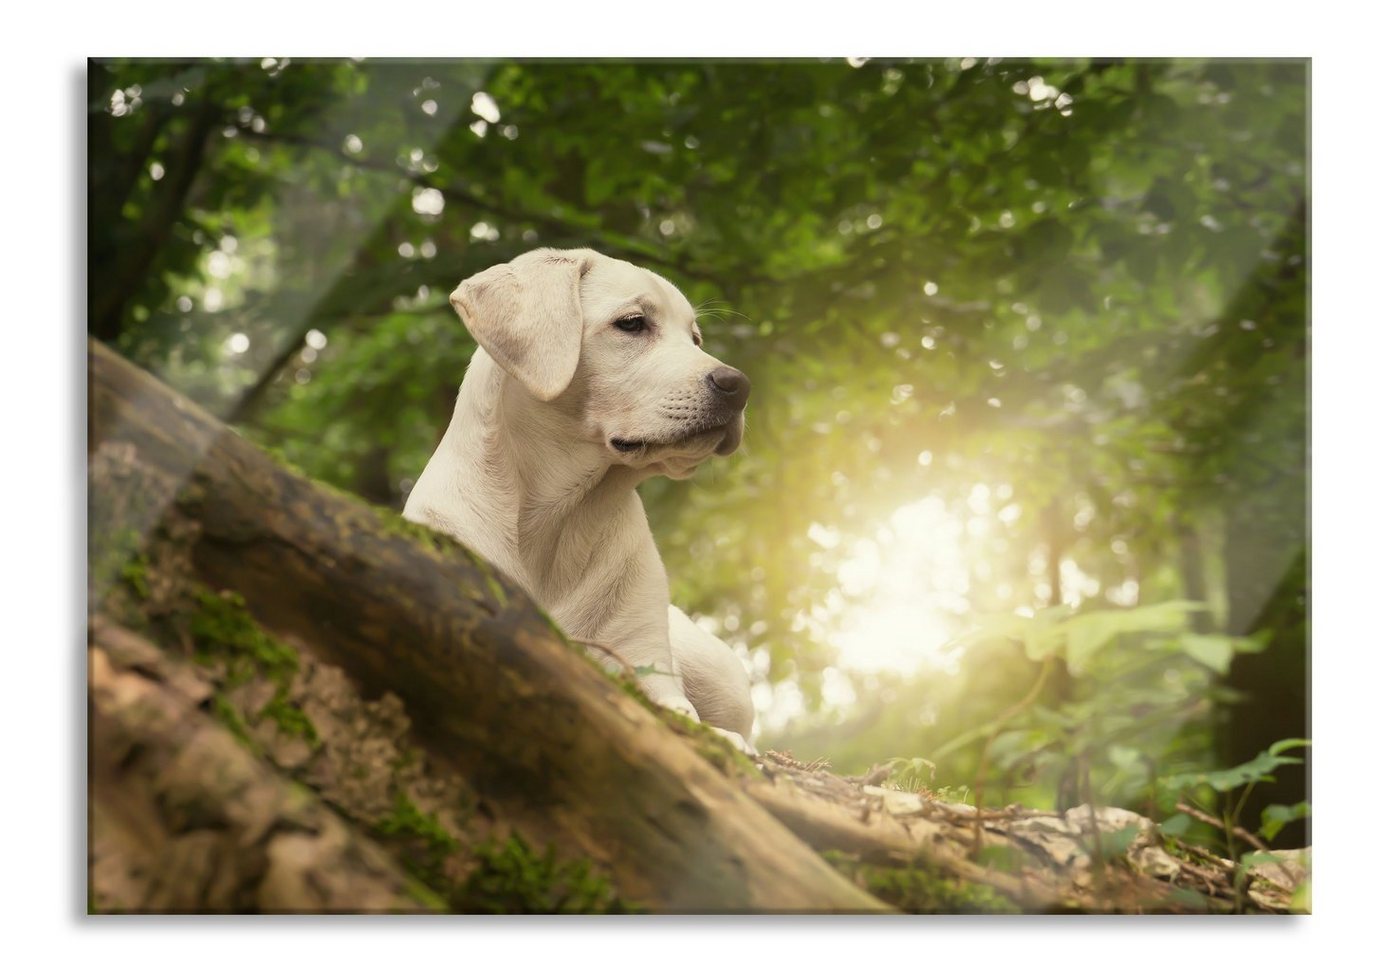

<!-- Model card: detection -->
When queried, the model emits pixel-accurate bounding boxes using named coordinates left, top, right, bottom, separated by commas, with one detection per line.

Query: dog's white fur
left=404, top=247, right=755, bottom=748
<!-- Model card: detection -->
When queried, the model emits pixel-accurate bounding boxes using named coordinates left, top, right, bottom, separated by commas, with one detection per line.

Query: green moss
left=373, top=509, right=513, bottom=608
left=481, top=574, right=508, bottom=608
left=399, top=875, right=451, bottom=914
left=658, top=706, right=761, bottom=780
left=617, top=677, right=651, bottom=707
left=188, top=587, right=318, bottom=745
left=390, top=747, right=422, bottom=773
left=868, top=868, right=1019, bottom=915
left=119, top=552, right=151, bottom=600
left=372, top=507, right=461, bottom=557
left=973, top=843, right=1029, bottom=874
left=259, top=696, right=319, bottom=744
left=261, top=444, right=308, bottom=479
left=209, top=693, right=258, bottom=753
left=370, top=794, right=632, bottom=914
left=91, top=527, right=149, bottom=619
left=542, top=613, right=571, bottom=644
left=454, top=834, right=636, bottom=915
left=822, top=851, right=1020, bottom=915
left=377, top=792, right=458, bottom=850
left=374, top=791, right=461, bottom=888
left=585, top=660, right=758, bottom=779
left=190, top=589, right=299, bottom=676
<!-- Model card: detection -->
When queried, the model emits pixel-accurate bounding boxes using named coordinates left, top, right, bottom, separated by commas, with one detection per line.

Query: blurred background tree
left=88, top=57, right=1307, bottom=846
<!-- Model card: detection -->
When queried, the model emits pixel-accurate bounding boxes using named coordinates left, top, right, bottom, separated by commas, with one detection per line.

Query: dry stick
left=572, top=638, right=682, bottom=679
left=570, top=638, right=635, bottom=676
left=1225, top=779, right=1260, bottom=867
left=1174, top=857, right=1228, bottom=899
left=1079, top=756, right=1127, bottom=910
left=971, top=656, right=1056, bottom=855
left=1174, top=801, right=1270, bottom=854
left=1081, top=756, right=1105, bottom=868
left=933, top=806, right=1063, bottom=823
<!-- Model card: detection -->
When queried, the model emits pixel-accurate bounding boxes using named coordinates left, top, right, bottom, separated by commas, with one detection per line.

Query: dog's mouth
left=609, top=418, right=740, bottom=457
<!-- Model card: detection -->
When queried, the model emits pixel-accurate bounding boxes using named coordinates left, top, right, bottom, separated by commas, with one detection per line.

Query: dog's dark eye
left=692, top=333, right=702, bottom=346
left=613, top=315, right=647, bottom=334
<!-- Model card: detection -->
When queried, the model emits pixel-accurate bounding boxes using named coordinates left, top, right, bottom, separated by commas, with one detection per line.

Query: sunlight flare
left=802, top=494, right=973, bottom=675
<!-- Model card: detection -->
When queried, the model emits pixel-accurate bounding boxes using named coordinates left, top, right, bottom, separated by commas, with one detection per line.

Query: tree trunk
left=87, top=340, right=1303, bottom=914
left=89, top=98, right=223, bottom=341
left=1177, top=515, right=1211, bottom=634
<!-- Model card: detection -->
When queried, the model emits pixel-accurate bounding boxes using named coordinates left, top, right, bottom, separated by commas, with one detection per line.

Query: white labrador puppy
left=404, top=247, right=755, bottom=751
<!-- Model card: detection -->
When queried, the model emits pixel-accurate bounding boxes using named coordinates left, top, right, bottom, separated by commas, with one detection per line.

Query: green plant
left=1161, top=738, right=1310, bottom=860
left=456, top=835, right=634, bottom=914
left=883, top=756, right=936, bottom=791
left=1259, top=801, right=1310, bottom=842
left=925, top=601, right=1269, bottom=819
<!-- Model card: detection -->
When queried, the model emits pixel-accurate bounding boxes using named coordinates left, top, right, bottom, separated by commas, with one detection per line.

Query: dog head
left=450, top=247, right=748, bottom=478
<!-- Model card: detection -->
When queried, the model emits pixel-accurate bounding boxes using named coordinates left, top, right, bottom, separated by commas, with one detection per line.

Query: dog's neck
left=442, top=352, right=647, bottom=599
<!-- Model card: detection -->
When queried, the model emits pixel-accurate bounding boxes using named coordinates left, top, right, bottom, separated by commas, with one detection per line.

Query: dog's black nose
left=706, top=367, right=751, bottom=409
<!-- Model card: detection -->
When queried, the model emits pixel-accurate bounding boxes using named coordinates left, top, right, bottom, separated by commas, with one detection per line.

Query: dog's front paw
left=637, top=672, right=700, bottom=721
left=711, top=727, right=758, bottom=758
left=654, top=693, right=701, bottom=722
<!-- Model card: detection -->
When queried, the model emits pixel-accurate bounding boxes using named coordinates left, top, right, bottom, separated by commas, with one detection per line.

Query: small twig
left=765, top=751, right=832, bottom=774
left=970, top=656, right=1056, bottom=854
left=1175, top=838, right=1241, bottom=874
left=933, top=806, right=1063, bottom=822
left=858, top=761, right=894, bottom=787
left=1174, top=801, right=1270, bottom=854
left=571, top=638, right=635, bottom=675
left=1081, top=758, right=1105, bottom=870
left=1174, top=857, right=1227, bottom=898
left=568, top=638, right=677, bottom=677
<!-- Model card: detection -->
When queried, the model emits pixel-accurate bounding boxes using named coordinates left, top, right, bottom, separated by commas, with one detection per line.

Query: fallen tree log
left=87, top=340, right=1305, bottom=914
left=88, top=338, right=883, bottom=914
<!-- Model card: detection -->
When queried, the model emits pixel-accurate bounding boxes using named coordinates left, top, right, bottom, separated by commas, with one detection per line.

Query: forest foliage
left=88, top=57, right=1308, bottom=853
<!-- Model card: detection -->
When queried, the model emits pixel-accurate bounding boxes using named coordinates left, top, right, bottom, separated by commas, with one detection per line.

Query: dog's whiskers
left=694, top=301, right=752, bottom=327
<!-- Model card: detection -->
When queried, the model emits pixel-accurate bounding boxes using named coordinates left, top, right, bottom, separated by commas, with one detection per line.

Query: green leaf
left=1096, top=824, right=1141, bottom=860
left=1158, top=813, right=1192, bottom=838
left=1060, top=600, right=1202, bottom=674
left=1163, top=747, right=1303, bottom=793
left=1292, top=879, right=1312, bottom=914
left=1179, top=633, right=1235, bottom=674
left=1022, top=622, right=1061, bottom=662
left=1107, top=745, right=1143, bottom=773
left=1064, top=613, right=1117, bottom=674
left=1259, top=802, right=1310, bottom=842
left=1233, top=631, right=1272, bottom=655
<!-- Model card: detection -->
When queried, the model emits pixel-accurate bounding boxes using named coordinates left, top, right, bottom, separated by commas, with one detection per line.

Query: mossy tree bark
left=87, top=340, right=1303, bottom=914
left=89, top=338, right=882, bottom=914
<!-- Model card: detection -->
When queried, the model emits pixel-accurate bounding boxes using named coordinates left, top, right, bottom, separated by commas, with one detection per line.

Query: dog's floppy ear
left=450, top=248, right=592, bottom=401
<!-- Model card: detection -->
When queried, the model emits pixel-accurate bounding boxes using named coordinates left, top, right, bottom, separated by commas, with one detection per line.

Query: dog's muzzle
left=706, top=367, right=748, bottom=456
left=608, top=366, right=750, bottom=457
